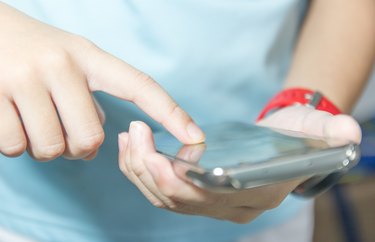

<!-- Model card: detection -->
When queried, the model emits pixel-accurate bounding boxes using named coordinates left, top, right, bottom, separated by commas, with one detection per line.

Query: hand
left=0, top=3, right=204, bottom=161
left=118, top=105, right=361, bottom=223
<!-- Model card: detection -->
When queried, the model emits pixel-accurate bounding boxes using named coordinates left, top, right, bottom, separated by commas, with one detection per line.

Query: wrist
left=257, top=88, right=344, bottom=198
left=257, top=87, right=342, bottom=122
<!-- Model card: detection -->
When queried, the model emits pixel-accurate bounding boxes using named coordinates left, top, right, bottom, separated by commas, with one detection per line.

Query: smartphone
left=154, top=122, right=360, bottom=193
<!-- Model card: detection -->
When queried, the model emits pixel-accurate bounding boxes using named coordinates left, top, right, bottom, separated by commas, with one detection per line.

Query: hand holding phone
left=155, top=121, right=359, bottom=194
left=118, top=105, right=361, bottom=223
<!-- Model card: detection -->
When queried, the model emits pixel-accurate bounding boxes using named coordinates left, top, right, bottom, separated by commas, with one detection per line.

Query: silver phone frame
left=155, top=122, right=360, bottom=193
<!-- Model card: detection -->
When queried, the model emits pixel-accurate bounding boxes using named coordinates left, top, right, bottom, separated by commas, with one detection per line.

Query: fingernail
left=130, top=121, right=142, bottom=146
left=145, top=159, right=159, bottom=180
left=187, top=122, right=205, bottom=143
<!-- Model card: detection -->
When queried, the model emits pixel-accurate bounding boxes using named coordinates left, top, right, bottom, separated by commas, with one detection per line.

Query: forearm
left=284, top=0, right=375, bottom=113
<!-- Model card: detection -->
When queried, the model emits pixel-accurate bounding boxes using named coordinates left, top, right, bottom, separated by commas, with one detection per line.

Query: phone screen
left=155, top=122, right=358, bottom=191
left=155, top=122, right=332, bottom=169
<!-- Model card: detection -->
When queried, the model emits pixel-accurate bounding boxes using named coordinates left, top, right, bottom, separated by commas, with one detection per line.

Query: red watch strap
left=257, top=88, right=342, bottom=122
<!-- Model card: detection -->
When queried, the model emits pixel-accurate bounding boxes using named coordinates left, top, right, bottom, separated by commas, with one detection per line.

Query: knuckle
left=134, top=71, right=154, bottom=86
left=158, top=185, right=176, bottom=199
left=160, top=103, right=186, bottom=127
left=262, top=196, right=284, bottom=210
left=17, top=64, right=35, bottom=79
left=226, top=208, right=261, bottom=224
left=228, top=210, right=258, bottom=224
left=142, top=192, right=167, bottom=209
left=2, top=65, right=39, bottom=94
left=10, top=64, right=37, bottom=84
left=164, top=102, right=180, bottom=119
left=71, top=35, right=102, bottom=62
left=131, top=72, right=157, bottom=101
left=73, top=35, right=98, bottom=52
left=262, top=202, right=278, bottom=210
left=76, top=131, right=105, bottom=152
left=1, top=142, right=27, bottom=157
left=231, top=215, right=252, bottom=224
left=150, top=200, right=165, bottom=209
left=33, top=142, right=65, bottom=161
left=37, top=48, right=72, bottom=71
left=154, top=178, right=182, bottom=202
left=164, top=199, right=178, bottom=210
left=131, top=162, right=146, bottom=178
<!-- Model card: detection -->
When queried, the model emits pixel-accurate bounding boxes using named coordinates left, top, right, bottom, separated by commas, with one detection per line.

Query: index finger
left=78, top=44, right=205, bottom=144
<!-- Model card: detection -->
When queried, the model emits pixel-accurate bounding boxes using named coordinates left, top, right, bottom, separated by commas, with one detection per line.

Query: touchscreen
left=154, top=122, right=337, bottom=169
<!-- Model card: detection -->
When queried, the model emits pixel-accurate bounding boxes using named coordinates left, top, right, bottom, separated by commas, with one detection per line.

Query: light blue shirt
left=0, top=1, right=309, bottom=241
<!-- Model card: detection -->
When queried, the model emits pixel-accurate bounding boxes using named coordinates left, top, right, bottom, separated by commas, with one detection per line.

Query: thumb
left=257, top=105, right=362, bottom=144
left=79, top=45, right=205, bottom=144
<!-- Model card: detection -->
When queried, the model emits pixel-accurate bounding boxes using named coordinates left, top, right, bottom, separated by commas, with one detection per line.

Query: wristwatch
left=257, top=88, right=341, bottom=122
left=257, top=88, right=350, bottom=198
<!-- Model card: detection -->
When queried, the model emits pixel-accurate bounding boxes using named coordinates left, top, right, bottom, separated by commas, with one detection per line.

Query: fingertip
left=156, top=104, right=205, bottom=144
left=129, top=121, right=156, bottom=153
left=326, top=115, right=362, bottom=144
left=129, top=121, right=152, bottom=134
left=186, top=122, right=205, bottom=144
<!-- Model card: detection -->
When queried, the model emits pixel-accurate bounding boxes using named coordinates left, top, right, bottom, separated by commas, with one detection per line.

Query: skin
left=0, top=2, right=205, bottom=161
left=285, top=0, right=375, bottom=113
left=0, top=0, right=373, bottom=224
left=119, top=0, right=374, bottom=224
